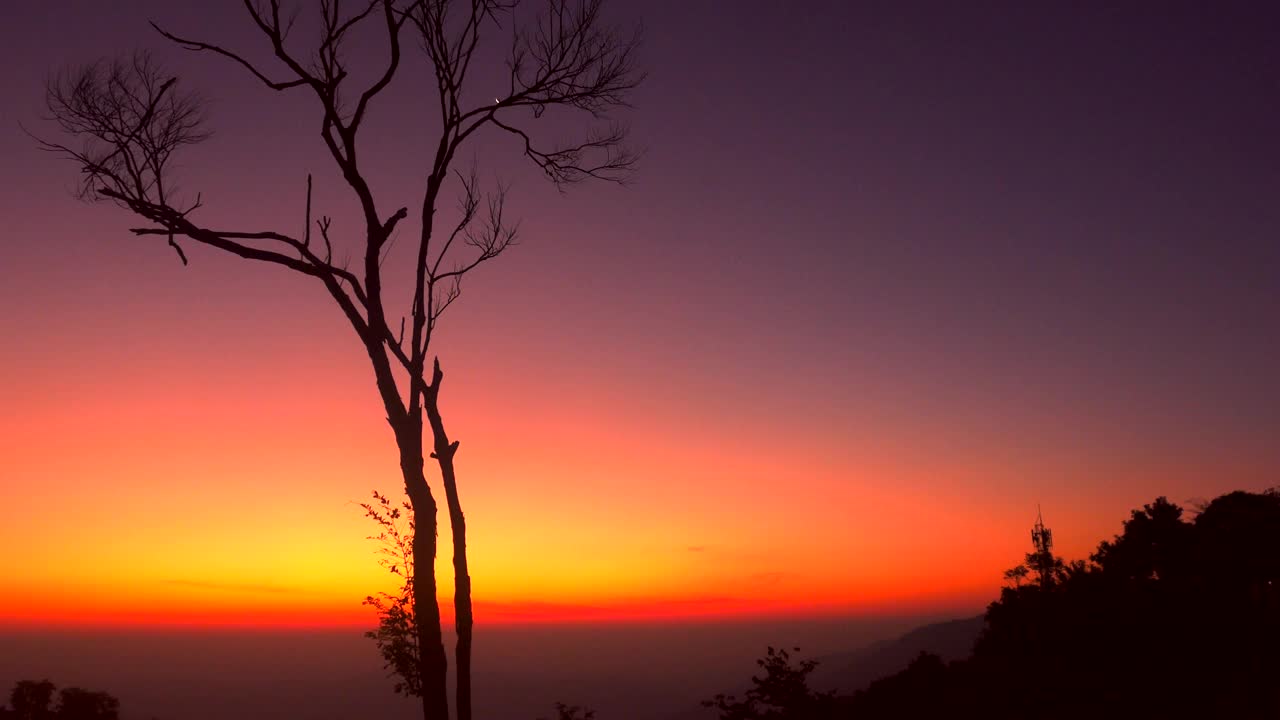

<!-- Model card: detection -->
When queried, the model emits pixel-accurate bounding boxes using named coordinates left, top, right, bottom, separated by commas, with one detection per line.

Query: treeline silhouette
left=706, top=488, right=1280, bottom=719
left=0, top=680, right=119, bottom=720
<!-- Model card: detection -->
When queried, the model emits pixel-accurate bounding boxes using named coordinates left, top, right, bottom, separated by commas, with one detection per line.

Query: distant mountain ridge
left=809, top=615, right=985, bottom=694
left=668, top=615, right=986, bottom=720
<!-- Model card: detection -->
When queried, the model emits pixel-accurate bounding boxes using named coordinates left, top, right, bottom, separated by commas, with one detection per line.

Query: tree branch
left=151, top=21, right=309, bottom=91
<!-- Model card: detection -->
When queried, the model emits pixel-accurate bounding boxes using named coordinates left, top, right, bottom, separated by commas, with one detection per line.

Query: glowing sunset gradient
left=2, top=1, right=1277, bottom=629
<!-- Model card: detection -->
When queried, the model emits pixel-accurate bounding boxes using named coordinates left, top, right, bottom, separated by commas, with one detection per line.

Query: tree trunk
left=399, top=434, right=450, bottom=720
left=426, top=361, right=473, bottom=720
left=437, top=446, right=472, bottom=720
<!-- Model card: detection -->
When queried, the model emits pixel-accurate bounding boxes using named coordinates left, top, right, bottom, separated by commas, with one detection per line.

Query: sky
left=0, top=0, right=1278, bottom=633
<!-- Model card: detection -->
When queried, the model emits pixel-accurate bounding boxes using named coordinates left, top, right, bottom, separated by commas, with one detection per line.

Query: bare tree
left=35, top=2, right=642, bottom=719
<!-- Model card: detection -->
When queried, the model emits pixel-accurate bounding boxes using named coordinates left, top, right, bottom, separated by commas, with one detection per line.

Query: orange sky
left=0, top=349, right=1001, bottom=627
left=3, top=299, right=1265, bottom=629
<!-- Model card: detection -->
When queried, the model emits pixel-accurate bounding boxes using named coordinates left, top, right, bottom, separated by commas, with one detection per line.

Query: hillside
left=808, top=615, right=984, bottom=694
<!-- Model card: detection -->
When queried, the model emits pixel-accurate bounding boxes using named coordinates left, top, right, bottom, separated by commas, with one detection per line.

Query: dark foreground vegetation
left=0, top=680, right=119, bottom=720
left=706, top=488, right=1280, bottom=719
left=7, top=489, right=1276, bottom=720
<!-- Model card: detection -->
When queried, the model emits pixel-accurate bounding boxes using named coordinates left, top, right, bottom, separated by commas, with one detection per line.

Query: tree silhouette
left=6, top=680, right=55, bottom=720
left=35, top=3, right=642, bottom=719
left=1001, top=564, right=1027, bottom=588
left=1091, top=496, right=1194, bottom=584
left=1, top=682, right=119, bottom=720
left=704, top=647, right=836, bottom=720
left=50, top=690, right=118, bottom=720
left=1194, top=488, right=1280, bottom=598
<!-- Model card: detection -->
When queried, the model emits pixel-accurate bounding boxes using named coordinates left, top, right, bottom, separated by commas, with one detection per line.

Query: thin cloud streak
left=166, top=579, right=314, bottom=596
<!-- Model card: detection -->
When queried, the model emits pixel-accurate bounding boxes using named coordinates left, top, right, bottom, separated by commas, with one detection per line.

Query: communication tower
left=1031, top=504, right=1053, bottom=558
left=1029, top=505, right=1055, bottom=585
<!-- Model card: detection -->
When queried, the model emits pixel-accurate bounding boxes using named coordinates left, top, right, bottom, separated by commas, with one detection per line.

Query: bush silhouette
left=1, top=681, right=119, bottom=720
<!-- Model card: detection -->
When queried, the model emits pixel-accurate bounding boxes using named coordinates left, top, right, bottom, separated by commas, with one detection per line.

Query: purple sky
left=1, top=1, right=1279, bottom=715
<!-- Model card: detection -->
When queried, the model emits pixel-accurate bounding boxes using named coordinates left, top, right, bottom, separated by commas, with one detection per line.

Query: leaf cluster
left=360, top=490, right=421, bottom=697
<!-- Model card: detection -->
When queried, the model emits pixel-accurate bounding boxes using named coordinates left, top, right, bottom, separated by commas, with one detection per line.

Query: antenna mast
left=1030, top=505, right=1055, bottom=585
